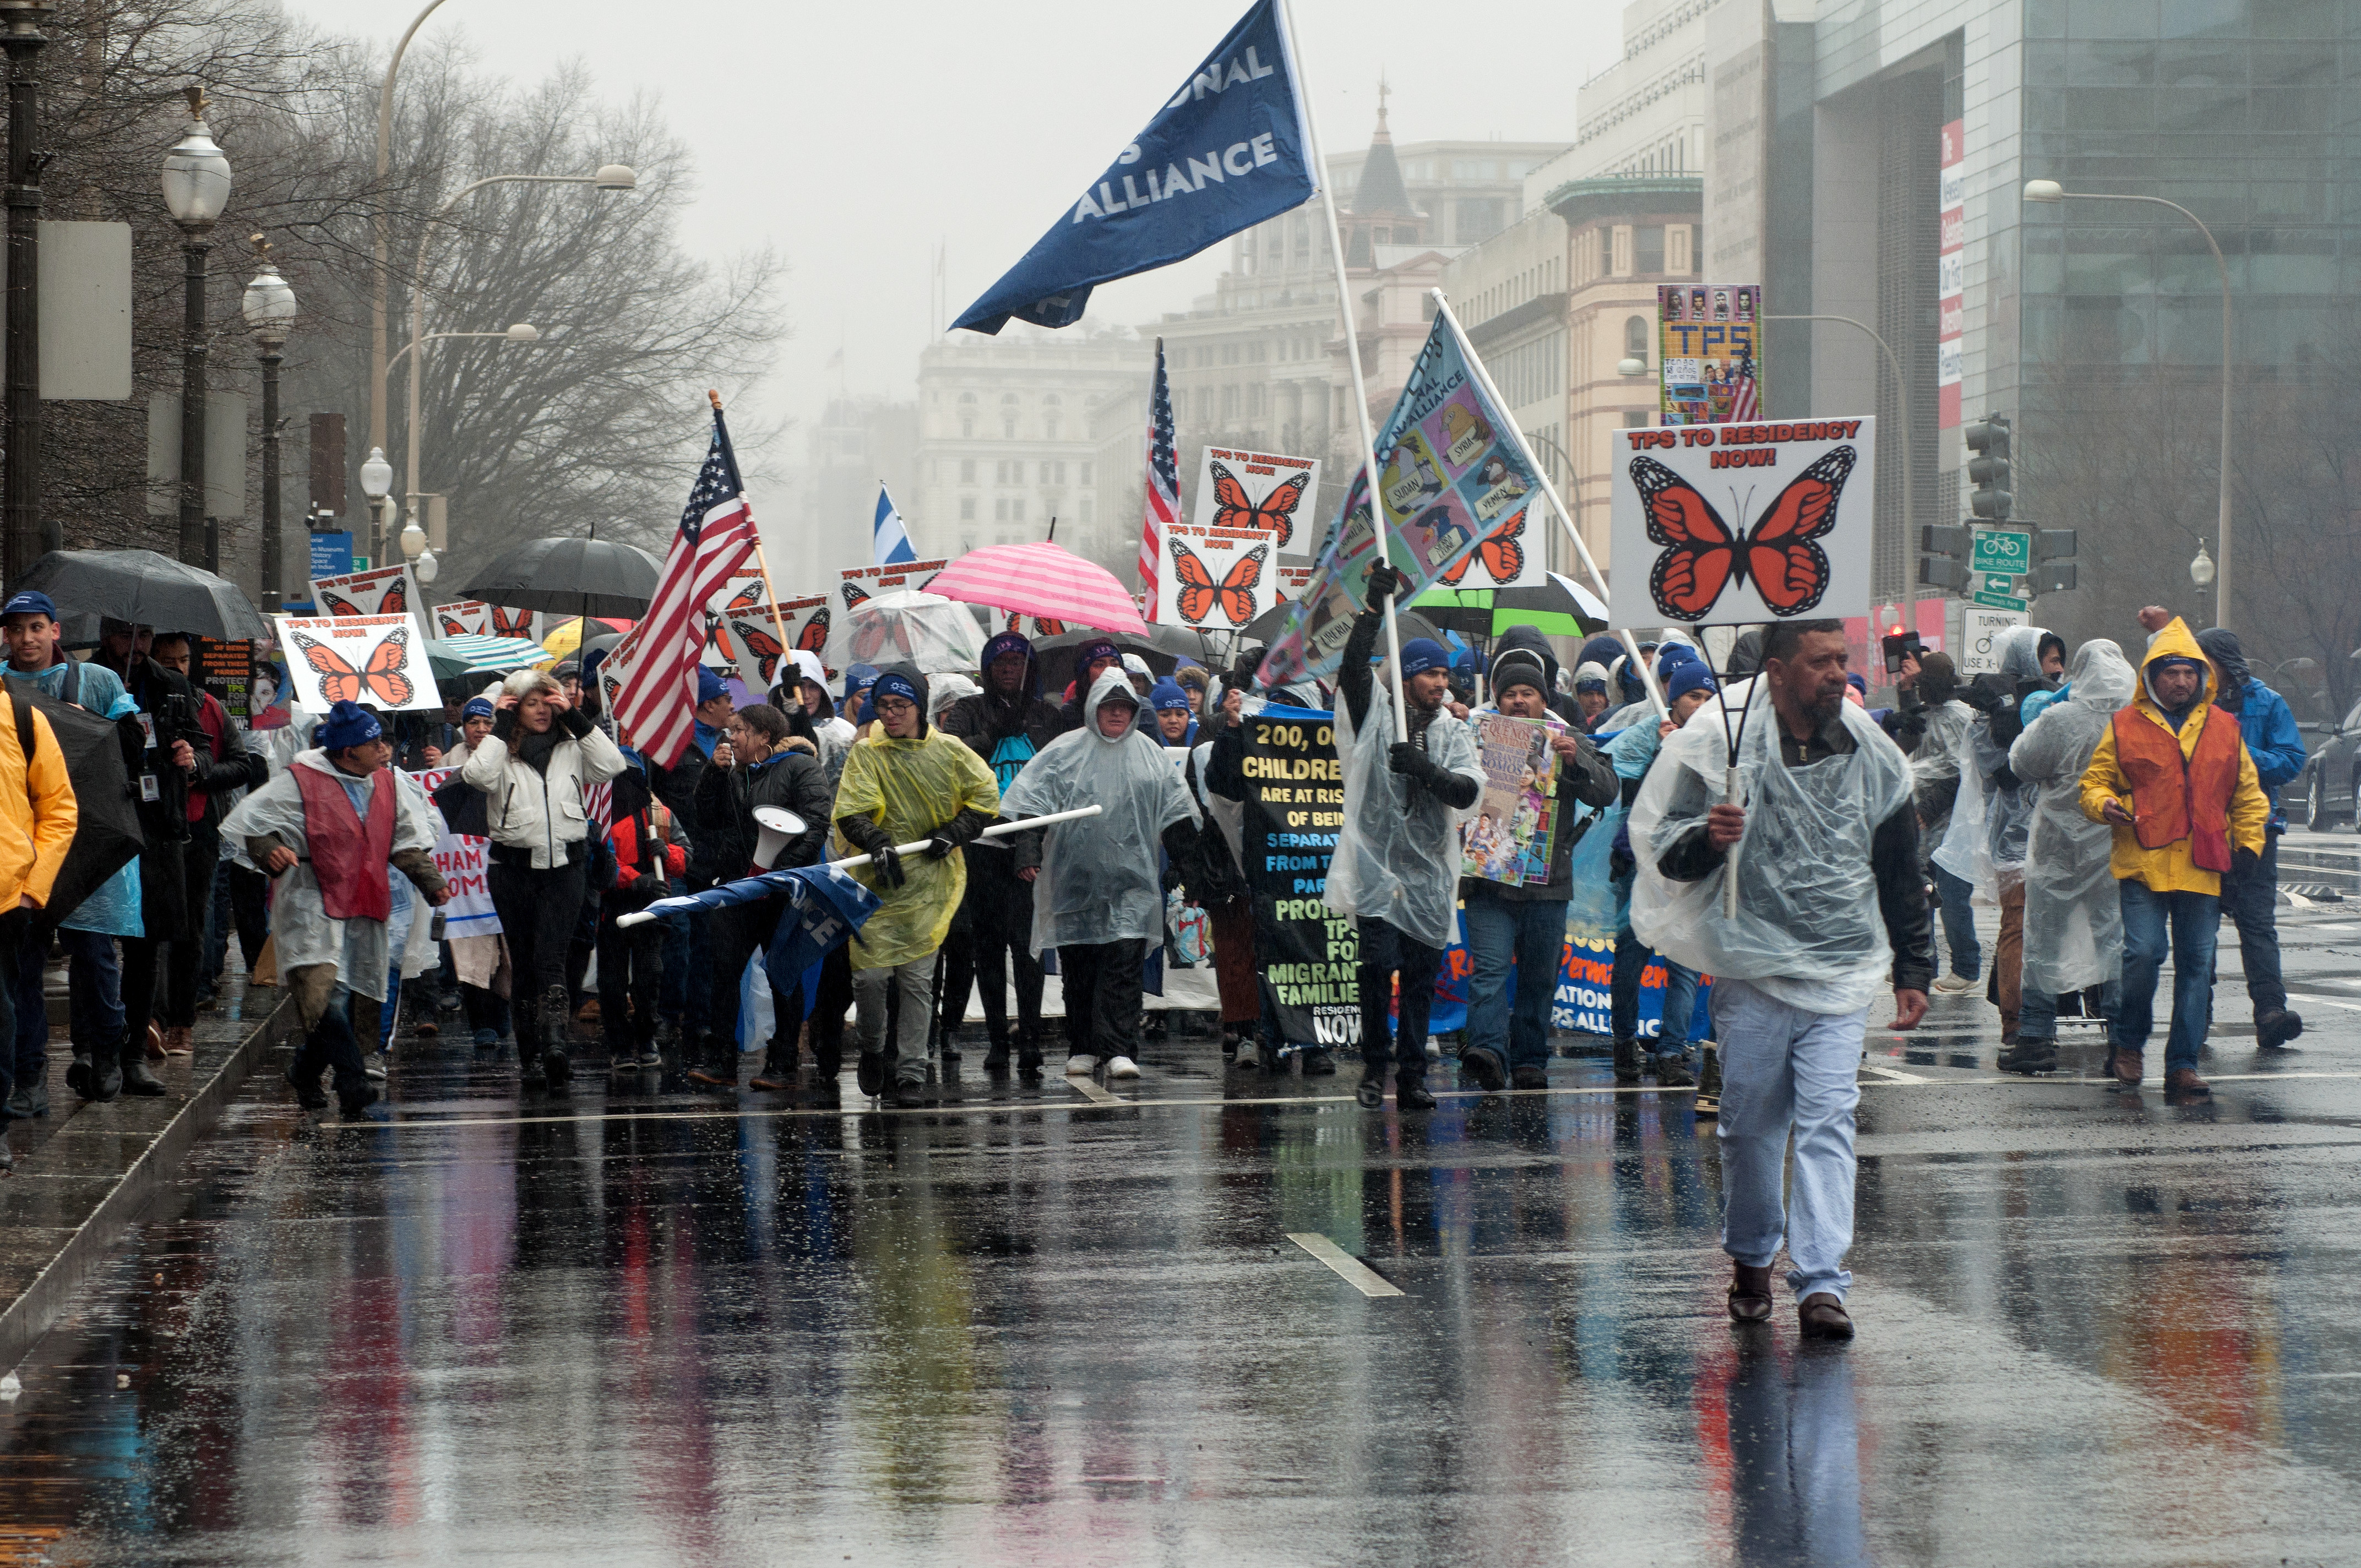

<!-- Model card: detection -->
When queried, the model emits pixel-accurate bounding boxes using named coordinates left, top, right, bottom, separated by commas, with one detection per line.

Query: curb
left=0, top=993, right=298, bottom=1372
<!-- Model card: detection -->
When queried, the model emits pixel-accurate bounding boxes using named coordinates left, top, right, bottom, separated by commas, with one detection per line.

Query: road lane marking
left=1067, top=1075, right=1122, bottom=1106
left=1860, top=1063, right=1934, bottom=1084
left=1286, top=1233, right=1405, bottom=1298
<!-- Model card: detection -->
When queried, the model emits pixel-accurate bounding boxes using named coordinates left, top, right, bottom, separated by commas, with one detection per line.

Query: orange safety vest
left=2110, top=704, right=2239, bottom=874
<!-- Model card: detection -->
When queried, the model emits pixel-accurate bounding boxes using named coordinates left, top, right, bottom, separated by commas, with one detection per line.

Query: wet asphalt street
left=3, top=869, right=2361, bottom=1565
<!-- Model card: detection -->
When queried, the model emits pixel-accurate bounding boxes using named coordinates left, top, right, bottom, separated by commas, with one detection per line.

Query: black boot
left=66, top=1050, right=99, bottom=1101
left=2257, top=1008, right=2304, bottom=1049
left=1998, top=1036, right=2057, bottom=1075
left=1651, top=1053, right=1696, bottom=1090
left=1460, top=1044, right=1506, bottom=1093
left=121, top=1039, right=167, bottom=1097
left=1396, top=1070, right=1437, bottom=1110
left=1354, top=1070, right=1384, bottom=1110
left=284, top=1055, right=328, bottom=1110
left=749, top=1047, right=796, bottom=1091
left=337, top=1082, right=380, bottom=1119
left=686, top=1032, right=735, bottom=1087
left=6, top=1078, right=46, bottom=1119
left=540, top=986, right=573, bottom=1086
left=1298, top=1049, right=1337, bottom=1077
left=1016, top=1041, right=1043, bottom=1075
left=1694, top=1046, right=1722, bottom=1118
left=983, top=1031, right=1010, bottom=1072
left=1612, top=1037, right=1642, bottom=1084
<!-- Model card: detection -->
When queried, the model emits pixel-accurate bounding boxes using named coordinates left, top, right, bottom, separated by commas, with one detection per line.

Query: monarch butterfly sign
left=273, top=611, right=445, bottom=714
left=1605, top=417, right=1878, bottom=630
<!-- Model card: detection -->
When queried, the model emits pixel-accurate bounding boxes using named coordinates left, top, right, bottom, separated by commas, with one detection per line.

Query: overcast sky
left=291, top=0, right=1617, bottom=491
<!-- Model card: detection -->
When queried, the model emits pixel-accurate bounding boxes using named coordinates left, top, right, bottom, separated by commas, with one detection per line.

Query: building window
left=1011, top=499, right=1025, bottom=524
left=1045, top=416, right=1059, bottom=440
left=1050, top=461, right=1067, bottom=484
left=959, top=459, right=976, bottom=483
left=1456, top=198, right=1503, bottom=243
left=1600, top=228, right=1614, bottom=277
left=1079, top=461, right=1094, bottom=486
left=1636, top=225, right=1666, bottom=275
left=1249, top=384, right=1265, bottom=416
left=1221, top=343, right=1240, bottom=365
left=961, top=417, right=975, bottom=438
left=960, top=497, right=976, bottom=521
left=1625, top=315, right=1650, bottom=362
left=1222, top=385, right=1240, bottom=418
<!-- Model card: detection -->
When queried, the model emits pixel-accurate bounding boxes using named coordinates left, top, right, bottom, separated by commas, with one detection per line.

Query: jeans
left=1612, top=925, right=1700, bottom=1058
left=2114, top=881, right=2218, bottom=1074
left=1929, top=863, right=1981, bottom=981
left=854, top=956, right=935, bottom=1082
left=1059, top=938, right=1146, bottom=1064
left=2019, top=978, right=2120, bottom=1042
left=1357, top=917, right=1441, bottom=1077
left=2218, top=830, right=2286, bottom=1019
left=1464, top=894, right=1564, bottom=1074
left=1713, top=977, right=1866, bottom=1304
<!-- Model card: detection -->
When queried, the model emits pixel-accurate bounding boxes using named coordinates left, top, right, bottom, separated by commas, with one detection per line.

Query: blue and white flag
left=873, top=483, right=916, bottom=565
left=763, top=863, right=883, bottom=1006
left=953, top=0, right=1314, bottom=335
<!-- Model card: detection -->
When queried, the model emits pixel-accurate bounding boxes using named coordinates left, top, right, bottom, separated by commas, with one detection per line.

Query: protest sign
left=310, top=564, right=421, bottom=619
left=1657, top=284, right=1762, bottom=426
left=1606, top=417, right=1876, bottom=630
left=1460, top=712, right=1555, bottom=885
left=274, top=611, right=443, bottom=713
left=433, top=600, right=542, bottom=641
left=412, top=767, right=499, bottom=937
left=837, top=558, right=945, bottom=609
left=1161, top=447, right=1320, bottom=630
left=192, top=636, right=254, bottom=722
left=1237, top=701, right=1357, bottom=1047
left=704, top=572, right=829, bottom=689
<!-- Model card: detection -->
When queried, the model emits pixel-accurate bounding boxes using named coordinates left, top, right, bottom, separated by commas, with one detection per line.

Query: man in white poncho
left=1996, top=640, right=2135, bottom=1075
left=1000, top=668, right=1200, bottom=1081
left=1630, top=620, right=1931, bottom=1341
left=1325, top=562, right=1483, bottom=1113
left=221, top=700, right=449, bottom=1119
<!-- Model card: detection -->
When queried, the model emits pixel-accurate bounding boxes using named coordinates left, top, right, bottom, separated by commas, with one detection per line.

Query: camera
left=1960, top=674, right=2015, bottom=717
left=1880, top=630, right=1927, bottom=679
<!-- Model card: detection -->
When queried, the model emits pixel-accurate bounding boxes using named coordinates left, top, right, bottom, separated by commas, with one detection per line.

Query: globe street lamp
left=162, top=86, right=231, bottom=567
left=2190, top=539, right=2216, bottom=587
left=241, top=235, right=295, bottom=611
left=2027, top=177, right=2234, bottom=629
left=358, top=444, right=392, bottom=567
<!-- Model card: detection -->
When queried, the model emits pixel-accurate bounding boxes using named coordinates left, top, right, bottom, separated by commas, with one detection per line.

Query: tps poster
left=274, top=611, right=444, bottom=713
left=412, top=767, right=499, bottom=937
left=192, top=637, right=254, bottom=722
left=714, top=594, right=830, bottom=690
left=432, top=600, right=541, bottom=641
left=1239, top=701, right=1358, bottom=1048
left=311, top=564, right=422, bottom=619
left=837, top=558, right=945, bottom=610
left=1657, top=284, right=1761, bottom=427
left=1606, top=417, right=1876, bottom=630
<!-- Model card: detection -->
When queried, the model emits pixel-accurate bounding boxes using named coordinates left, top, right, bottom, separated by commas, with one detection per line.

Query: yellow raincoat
left=2077, top=616, right=2268, bottom=896
left=830, top=725, right=1000, bottom=969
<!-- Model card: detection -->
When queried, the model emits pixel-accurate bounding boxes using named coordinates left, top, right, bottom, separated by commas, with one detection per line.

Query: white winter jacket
left=458, top=710, right=627, bottom=869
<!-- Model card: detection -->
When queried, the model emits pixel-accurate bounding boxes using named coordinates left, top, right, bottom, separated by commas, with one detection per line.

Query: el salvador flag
left=953, top=0, right=1314, bottom=335
left=873, top=484, right=916, bottom=565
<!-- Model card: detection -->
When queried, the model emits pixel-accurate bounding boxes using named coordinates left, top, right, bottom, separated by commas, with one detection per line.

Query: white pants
left=1713, top=978, right=1867, bottom=1303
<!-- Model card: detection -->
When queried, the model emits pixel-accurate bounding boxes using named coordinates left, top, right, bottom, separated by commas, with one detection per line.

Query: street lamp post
left=371, top=0, right=460, bottom=507
left=1761, top=313, right=1913, bottom=631
left=358, top=445, right=392, bottom=568
left=381, top=323, right=538, bottom=556
left=1, top=0, right=52, bottom=578
left=240, top=235, right=295, bottom=611
left=161, top=86, right=231, bottom=568
left=2026, top=178, right=2234, bottom=630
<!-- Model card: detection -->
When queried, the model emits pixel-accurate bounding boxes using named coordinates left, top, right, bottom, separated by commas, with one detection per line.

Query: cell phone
left=1881, top=631, right=1927, bottom=677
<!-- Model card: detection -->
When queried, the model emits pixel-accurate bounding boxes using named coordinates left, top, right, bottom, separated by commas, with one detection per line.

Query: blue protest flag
left=762, top=864, right=883, bottom=1005
left=953, top=0, right=1314, bottom=335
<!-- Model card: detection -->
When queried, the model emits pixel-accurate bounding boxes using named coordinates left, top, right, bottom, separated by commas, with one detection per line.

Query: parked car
left=2288, top=701, right=2361, bottom=829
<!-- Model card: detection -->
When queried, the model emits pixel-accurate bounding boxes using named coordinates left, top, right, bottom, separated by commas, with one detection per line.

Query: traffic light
left=1919, top=522, right=1973, bottom=591
left=1966, top=414, right=2012, bottom=521
left=2032, top=526, right=2077, bottom=594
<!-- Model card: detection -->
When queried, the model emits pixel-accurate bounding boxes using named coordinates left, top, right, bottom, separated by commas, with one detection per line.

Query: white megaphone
left=752, top=805, right=808, bottom=869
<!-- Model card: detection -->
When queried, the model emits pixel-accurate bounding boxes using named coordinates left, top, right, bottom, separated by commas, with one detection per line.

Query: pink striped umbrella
left=924, top=541, right=1149, bottom=636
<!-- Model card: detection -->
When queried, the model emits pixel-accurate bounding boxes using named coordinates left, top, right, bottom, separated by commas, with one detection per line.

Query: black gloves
left=925, top=833, right=958, bottom=859
left=1389, top=740, right=1436, bottom=781
left=871, top=845, right=906, bottom=888
left=1364, top=559, right=1407, bottom=611
left=2232, top=843, right=2261, bottom=876
left=836, top=814, right=905, bottom=889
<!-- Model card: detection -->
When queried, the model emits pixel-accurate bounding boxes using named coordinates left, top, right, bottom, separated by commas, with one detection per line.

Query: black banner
left=1239, top=703, right=1358, bottom=1047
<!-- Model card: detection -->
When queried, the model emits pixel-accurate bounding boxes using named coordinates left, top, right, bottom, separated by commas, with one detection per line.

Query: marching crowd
left=0, top=573, right=2306, bottom=1338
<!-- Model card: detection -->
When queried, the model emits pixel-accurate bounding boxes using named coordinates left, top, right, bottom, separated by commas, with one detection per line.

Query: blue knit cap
left=981, top=630, right=1033, bottom=668
left=1667, top=662, right=1718, bottom=704
left=1149, top=677, right=1192, bottom=712
left=695, top=665, right=729, bottom=706
left=1399, top=638, right=1451, bottom=678
left=316, top=699, right=382, bottom=751
left=461, top=696, right=496, bottom=721
left=871, top=669, right=922, bottom=711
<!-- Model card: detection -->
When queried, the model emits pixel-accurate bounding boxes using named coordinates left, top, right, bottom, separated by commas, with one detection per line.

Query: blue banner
left=952, top=0, right=1313, bottom=335
left=762, top=863, right=883, bottom=1006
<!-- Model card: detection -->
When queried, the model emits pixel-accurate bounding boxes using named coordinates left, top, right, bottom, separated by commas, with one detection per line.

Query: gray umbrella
left=12, top=549, right=271, bottom=640
left=457, top=536, right=662, bottom=618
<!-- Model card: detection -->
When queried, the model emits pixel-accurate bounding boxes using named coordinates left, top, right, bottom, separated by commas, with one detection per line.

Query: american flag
left=610, top=407, right=758, bottom=767
left=1138, top=338, right=1179, bottom=598
left=1729, top=351, right=1761, bottom=422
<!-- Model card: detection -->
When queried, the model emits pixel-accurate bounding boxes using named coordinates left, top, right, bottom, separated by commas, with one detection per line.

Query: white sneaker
left=1233, top=1042, right=1260, bottom=1069
left=362, top=1053, right=388, bottom=1081
left=1931, top=973, right=1975, bottom=995
left=1106, top=1055, right=1141, bottom=1079
left=1064, top=1053, right=1096, bottom=1076
left=1426, top=1035, right=1443, bottom=1060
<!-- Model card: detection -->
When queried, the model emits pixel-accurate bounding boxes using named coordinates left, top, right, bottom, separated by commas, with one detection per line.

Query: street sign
left=1982, top=572, right=2016, bottom=595
left=308, top=531, right=352, bottom=579
left=1957, top=603, right=2027, bottom=674
left=1972, top=589, right=2030, bottom=612
left=1971, top=529, right=2032, bottom=573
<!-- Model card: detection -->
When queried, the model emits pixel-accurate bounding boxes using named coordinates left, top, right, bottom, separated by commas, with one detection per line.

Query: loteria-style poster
left=1657, top=283, right=1761, bottom=427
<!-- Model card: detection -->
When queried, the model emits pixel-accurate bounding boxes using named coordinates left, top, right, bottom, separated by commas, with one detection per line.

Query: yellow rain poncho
left=830, top=715, right=1000, bottom=970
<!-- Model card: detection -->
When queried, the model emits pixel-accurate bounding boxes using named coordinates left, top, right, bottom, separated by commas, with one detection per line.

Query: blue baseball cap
left=1399, top=638, right=1452, bottom=678
left=1, top=591, right=57, bottom=622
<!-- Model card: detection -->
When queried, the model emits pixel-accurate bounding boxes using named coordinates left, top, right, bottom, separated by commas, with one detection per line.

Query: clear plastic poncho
left=1000, top=669, right=1201, bottom=958
left=829, top=720, right=1002, bottom=970
left=1325, top=679, right=1484, bottom=950
left=1934, top=625, right=2050, bottom=895
left=2008, top=639, right=2135, bottom=994
left=1629, top=681, right=1914, bottom=1017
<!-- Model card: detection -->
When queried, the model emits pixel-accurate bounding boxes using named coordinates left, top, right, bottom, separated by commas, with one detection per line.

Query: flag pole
left=710, top=388, right=796, bottom=682
left=1427, top=291, right=1667, bottom=723
left=1279, top=0, right=1408, bottom=738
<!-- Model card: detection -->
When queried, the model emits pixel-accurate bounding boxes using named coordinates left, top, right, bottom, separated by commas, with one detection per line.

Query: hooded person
left=1327, top=562, right=1484, bottom=1111
left=782, top=650, right=856, bottom=786
left=459, top=667, right=628, bottom=1088
left=1056, top=638, right=1124, bottom=734
left=1571, top=662, right=1613, bottom=731
left=1998, top=639, right=2137, bottom=1074
left=1147, top=677, right=1197, bottom=749
left=831, top=662, right=1002, bottom=1105
left=939, top=629, right=1062, bottom=1072
left=999, top=668, right=1201, bottom=1080
left=2195, top=624, right=2306, bottom=1050
left=1906, top=652, right=1983, bottom=994
left=1179, top=666, right=1258, bottom=1060
left=222, top=701, right=449, bottom=1119
left=2078, top=616, right=2270, bottom=1096
left=1455, top=644, right=1618, bottom=1094
left=1629, top=619, right=1931, bottom=1341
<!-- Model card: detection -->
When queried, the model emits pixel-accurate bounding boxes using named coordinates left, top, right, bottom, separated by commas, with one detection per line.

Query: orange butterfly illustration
left=319, top=589, right=367, bottom=617
left=377, top=578, right=407, bottom=613
left=294, top=627, right=415, bottom=707
left=710, top=582, right=765, bottom=665
left=1438, top=514, right=1529, bottom=586
left=730, top=619, right=786, bottom=685
left=1207, top=461, right=1310, bottom=548
left=1169, top=538, right=1265, bottom=627
left=1635, top=447, right=1853, bottom=620
left=840, top=581, right=872, bottom=612
left=437, top=611, right=470, bottom=637
left=489, top=605, right=535, bottom=638
left=1031, top=616, right=1065, bottom=637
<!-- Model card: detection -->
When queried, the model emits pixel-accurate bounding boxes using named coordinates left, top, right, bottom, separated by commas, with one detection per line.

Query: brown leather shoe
left=2166, top=1067, right=2211, bottom=1097
left=162, top=1025, right=194, bottom=1057
left=2107, top=1048, right=2144, bottom=1087
left=1798, top=1293, right=1854, bottom=1340
left=144, top=1021, right=167, bottom=1060
left=1728, top=1261, right=1774, bottom=1324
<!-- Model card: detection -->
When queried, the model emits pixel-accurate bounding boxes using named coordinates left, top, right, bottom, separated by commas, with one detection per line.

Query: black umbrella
left=13, top=549, right=271, bottom=640
left=457, top=536, right=662, bottom=618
